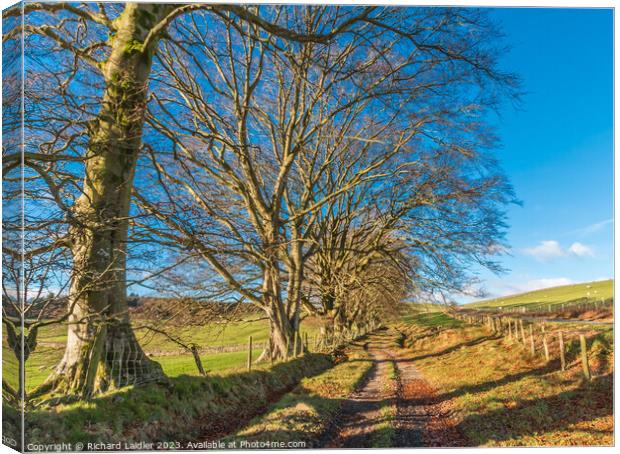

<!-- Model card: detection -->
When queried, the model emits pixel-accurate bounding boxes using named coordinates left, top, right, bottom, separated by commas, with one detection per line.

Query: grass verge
left=224, top=339, right=373, bottom=447
left=400, top=314, right=613, bottom=446
left=18, top=353, right=333, bottom=447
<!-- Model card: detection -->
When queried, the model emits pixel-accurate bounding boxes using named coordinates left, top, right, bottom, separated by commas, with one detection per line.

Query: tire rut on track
left=323, top=328, right=435, bottom=448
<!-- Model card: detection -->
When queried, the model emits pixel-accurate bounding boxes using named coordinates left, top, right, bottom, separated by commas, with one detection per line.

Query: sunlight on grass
left=4, top=315, right=326, bottom=392
left=155, top=349, right=265, bottom=377
left=469, top=279, right=613, bottom=308
left=401, top=312, right=463, bottom=329
left=400, top=318, right=613, bottom=446
left=228, top=340, right=373, bottom=446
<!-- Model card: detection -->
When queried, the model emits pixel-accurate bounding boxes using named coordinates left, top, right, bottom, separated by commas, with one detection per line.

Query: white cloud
left=523, top=240, right=595, bottom=261
left=523, top=240, right=565, bottom=262
left=568, top=242, right=594, bottom=258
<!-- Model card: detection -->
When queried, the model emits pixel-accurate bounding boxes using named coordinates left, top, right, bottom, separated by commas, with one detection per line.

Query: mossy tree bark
left=257, top=234, right=307, bottom=362
left=47, top=4, right=175, bottom=398
left=256, top=260, right=296, bottom=361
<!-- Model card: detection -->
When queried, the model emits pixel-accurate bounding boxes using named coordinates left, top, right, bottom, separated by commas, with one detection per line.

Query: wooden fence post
left=541, top=324, right=549, bottom=362
left=579, top=334, right=591, bottom=380
left=190, top=345, right=207, bottom=376
left=508, top=319, right=512, bottom=339
left=513, top=320, right=518, bottom=338
left=519, top=319, right=526, bottom=344
left=513, top=320, right=517, bottom=340
left=247, top=336, right=253, bottom=372
left=529, top=324, right=535, bottom=355
left=559, top=331, right=566, bottom=371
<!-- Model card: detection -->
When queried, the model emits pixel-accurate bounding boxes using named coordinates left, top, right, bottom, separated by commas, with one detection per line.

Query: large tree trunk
left=45, top=4, right=173, bottom=397
left=285, top=231, right=304, bottom=355
left=257, top=233, right=309, bottom=362
left=255, top=260, right=299, bottom=361
left=254, top=296, right=298, bottom=363
left=265, top=311, right=296, bottom=360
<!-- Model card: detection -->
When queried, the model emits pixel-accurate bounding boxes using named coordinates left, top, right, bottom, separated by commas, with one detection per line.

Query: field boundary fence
left=447, top=308, right=613, bottom=381
left=473, top=297, right=613, bottom=315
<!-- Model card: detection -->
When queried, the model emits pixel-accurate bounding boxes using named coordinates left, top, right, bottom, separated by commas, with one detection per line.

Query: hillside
left=468, top=279, right=613, bottom=309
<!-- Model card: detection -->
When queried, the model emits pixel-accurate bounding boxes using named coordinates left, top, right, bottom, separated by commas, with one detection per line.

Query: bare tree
left=136, top=6, right=516, bottom=360
left=3, top=4, right=517, bottom=394
left=3, top=2, right=376, bottom=396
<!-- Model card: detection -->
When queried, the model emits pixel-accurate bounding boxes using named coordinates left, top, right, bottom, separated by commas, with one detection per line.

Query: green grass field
left=29, top=315, right=325, bottom=352
left=400, top=312, right=462, bottom=328
left=468, top=279, right=613, bottom=309
left=3, top=346, right=277, bottom=393
left=404, top=302, right=443, bottom=312
left=156, top=349, right=265, bottom=377
left=3, top=315, right=326, bottom=393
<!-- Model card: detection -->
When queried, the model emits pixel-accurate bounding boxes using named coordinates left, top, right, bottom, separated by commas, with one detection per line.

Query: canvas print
left=1, top=1, right=613, bottom=451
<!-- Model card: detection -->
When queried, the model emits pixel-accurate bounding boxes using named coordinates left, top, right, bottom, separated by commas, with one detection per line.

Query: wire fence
left=448, top=309, right=613, bottom=380
left=12, top=320, right=379, bottom=398
left=474, top=297, right=613, bottom=315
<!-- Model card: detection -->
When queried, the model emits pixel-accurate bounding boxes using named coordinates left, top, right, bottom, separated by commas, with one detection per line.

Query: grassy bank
left=19, top=353, right=333, bottom=447
left=225, top=339, right=374, bottom=447
left=469, top=279, right=613, bottom=309
left=398, top=314, right=613, bottom=446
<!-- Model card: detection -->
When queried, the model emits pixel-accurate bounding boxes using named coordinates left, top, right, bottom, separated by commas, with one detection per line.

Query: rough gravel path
left=393, top=350, right=432, bottom=446
left=324, top=328, right=434, bottom=448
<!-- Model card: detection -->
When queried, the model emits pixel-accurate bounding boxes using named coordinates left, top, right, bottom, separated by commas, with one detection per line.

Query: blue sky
left=459, top=8, right=614, bottom=302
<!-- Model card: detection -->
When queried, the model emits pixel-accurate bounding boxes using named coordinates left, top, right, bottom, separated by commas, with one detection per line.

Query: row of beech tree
left=2, top=3, right=518, bottom=399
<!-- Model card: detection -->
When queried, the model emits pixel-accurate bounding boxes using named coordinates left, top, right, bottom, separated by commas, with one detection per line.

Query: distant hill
left=467, top=279, right=613, bottom=308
